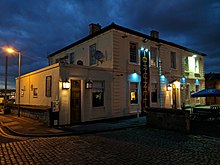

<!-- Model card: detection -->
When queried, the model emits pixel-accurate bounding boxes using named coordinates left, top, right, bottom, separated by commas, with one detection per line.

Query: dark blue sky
left=0, top=0, right=220, bottom=89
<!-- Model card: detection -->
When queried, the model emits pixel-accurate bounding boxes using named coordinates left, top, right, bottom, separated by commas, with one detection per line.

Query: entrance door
left=172, top=84, right=177, bottom=109
left=71, top=80, right=81, bottom=124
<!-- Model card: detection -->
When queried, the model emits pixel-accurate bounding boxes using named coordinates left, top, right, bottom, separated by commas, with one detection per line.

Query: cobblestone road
left=0, top=127, right=220, bottom=165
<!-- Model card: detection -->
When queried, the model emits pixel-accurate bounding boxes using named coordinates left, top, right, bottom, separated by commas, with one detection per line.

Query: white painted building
left=16, top=23, right=206, bottom=125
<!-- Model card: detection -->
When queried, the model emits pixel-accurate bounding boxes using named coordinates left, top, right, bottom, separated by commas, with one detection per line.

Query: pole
left=18, top=51, right=21, bottom=117
left=4, top=55, right=8, bottom=108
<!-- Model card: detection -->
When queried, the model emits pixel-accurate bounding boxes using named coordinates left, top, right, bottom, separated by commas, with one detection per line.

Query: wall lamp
left=85, top=80, right=93, bottom=89
left=167, top=84, right=172, bottom=91
left=62, top=79, right=70, bottom=89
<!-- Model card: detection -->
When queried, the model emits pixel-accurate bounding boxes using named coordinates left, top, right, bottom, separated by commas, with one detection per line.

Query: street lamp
left=4, top=47, right=21, bottom=117
left=4, top=54, right=8, bottom=109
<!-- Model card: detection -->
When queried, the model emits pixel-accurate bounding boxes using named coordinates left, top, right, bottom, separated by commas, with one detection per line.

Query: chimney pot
left=89, top=23, right=101, bottom=34
left=150, top=30, right=159, bottom=39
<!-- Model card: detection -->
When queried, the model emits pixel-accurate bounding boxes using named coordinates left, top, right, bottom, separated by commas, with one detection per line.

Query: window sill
left=128, top=62, right=140, bottom=66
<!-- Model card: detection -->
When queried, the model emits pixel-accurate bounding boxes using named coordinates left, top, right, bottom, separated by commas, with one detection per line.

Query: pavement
left=0, top=114, right=146, bottom=137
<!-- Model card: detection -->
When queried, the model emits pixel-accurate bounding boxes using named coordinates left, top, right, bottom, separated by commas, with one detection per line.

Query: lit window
left=92, top=81, right=104, bottom=107
left=90, top=44, right=96, bottom=65
left=130, top=43, right=138, bottom=63
left=130, top=82, right=138, bottom=104
left=46, top=76, right=52, bottom=97
left=170, top=52, right=176, bottom=69
left=150, top=46, right=157, bottom=67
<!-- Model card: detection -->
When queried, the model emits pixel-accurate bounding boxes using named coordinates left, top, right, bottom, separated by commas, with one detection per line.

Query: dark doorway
left=71, top=80, right=81, bottom=124
left=172, top=84, right=177, bottom=109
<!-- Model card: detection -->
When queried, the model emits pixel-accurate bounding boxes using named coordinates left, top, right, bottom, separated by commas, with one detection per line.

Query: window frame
left=45, top=76, right=52, bottom=97
left=170, top=51, right=177, bottom=69
left=129, top=42, right=138, bottom=63
left=150, top=46, right=157, bottom=67
left=69, top=52, right=75, bottom=64
left=92, top=81, right=104, bottom=107
left=130, top=82, right=139, bottom=104
left=33, top=88, right=38, bottom=98
left=89, top=44, right=96, bottom=65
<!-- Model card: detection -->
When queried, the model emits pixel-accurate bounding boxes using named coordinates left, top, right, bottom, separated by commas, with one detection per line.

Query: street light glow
left=5, top=47, right=16, bottom=54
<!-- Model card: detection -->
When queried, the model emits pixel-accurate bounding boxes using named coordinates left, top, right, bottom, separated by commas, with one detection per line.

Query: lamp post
left=4, top=47, right=21, bottom=117
left=4, top=55, right=8, bottom=109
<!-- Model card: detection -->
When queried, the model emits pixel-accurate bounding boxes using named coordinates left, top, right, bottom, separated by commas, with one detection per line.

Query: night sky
left=0, top=0, right=220, bottom=89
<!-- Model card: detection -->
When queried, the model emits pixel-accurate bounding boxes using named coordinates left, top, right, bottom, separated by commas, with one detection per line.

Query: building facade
left=205, top=73, right=220, bottom=105
left=16, top=23, right=206, bottom=125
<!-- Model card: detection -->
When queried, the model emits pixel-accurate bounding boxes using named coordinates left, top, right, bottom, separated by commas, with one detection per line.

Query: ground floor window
left=151, top=83, right=157, bottom=102
left=92, top=81, right=104, bottom=107
left=130, top=82, right=138, bottom=104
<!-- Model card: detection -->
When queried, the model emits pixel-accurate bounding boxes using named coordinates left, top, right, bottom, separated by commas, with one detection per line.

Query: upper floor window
left=46, top=76, right=52, bottom=97
left=195, top=57, right=200, bottom=73
left=150, top=46, right=157, bottom=67
left=90, top=44, right=96, bottom=65
left=69, top=52, right=75, bottom=64
left=184, top=57, right=189, bottom=71
left=170, top=52, right=176, bottom=69
left=130, top=42, right=138, bottom=63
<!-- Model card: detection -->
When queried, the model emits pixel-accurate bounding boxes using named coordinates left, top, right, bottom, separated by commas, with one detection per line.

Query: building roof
left=48, top=23, right=206, bottom=57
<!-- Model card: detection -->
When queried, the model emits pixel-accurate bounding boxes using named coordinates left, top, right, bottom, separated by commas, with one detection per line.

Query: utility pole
left=4, top=55, right=8, bottom=108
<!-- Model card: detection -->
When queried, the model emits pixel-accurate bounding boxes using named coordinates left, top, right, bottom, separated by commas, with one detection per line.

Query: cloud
left=0, top=0, right=220, bottom=89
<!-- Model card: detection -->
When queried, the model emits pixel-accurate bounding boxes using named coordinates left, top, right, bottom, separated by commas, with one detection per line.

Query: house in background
left=16, top=23, right=206, bottom=125
left=205, top=72, right=220, bottom=105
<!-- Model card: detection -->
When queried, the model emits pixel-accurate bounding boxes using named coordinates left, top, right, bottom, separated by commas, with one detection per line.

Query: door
left=172, top=84, right=177, bottom=109
left=71, top=80, right=81, bottom=124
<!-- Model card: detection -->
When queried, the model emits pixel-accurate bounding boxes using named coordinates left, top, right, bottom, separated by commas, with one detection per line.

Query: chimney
left=89, top=23, right=101, bottom=34
left=150, top=30, right=159, bottom=39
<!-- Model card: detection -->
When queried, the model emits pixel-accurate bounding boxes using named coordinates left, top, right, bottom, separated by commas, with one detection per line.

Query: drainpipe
left=157, top=44, right=162, bottom=108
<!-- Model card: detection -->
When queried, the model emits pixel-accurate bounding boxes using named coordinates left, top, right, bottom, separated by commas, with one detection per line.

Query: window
left=69, top=52, right=75, bottom=64
left=185, top=57, right=189, bottom=71
left=196, top=84, right=200, bottom=91
left=151, top=83, right=157, bottom=102
left=130, top=43, right=138, bottom=63
left=195, top=58, right=199, bottom=73
left=150, top=47, right=157, bottom=67
left=46, top=76, right=52, bottom=97
left=33, top=88, right=38, bottom=98
left=92, top=81, right=104, bottom=107
left=130, top=82, right=138, bottom=104
left=90, top=44, right=96, bottom=65
left=170, top=52, right=176, bottom=69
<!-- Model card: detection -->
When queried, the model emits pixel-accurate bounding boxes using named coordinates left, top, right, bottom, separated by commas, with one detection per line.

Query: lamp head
left=5, top=47, right=16, bottom=54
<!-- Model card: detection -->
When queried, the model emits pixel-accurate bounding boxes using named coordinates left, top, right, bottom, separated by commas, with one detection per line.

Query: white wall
left=16, top=64, right=60, bottom=107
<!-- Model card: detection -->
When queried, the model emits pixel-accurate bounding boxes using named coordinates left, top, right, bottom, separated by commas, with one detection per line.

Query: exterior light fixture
left=167, top=84, right=172, bottom=91
left=192, top=55, right=197, bottom=58
left=85, top=80, right=93, bottom=89
left=145, top=49, right=149, bottom=52
left=62, top=79, right=70, bottom=89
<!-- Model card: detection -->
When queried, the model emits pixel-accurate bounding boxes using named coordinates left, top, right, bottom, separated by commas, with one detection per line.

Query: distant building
left=205, top=72, right=220, bottom=105
left=0, top=89, right=16, bottom=103
left=16, top=23, right=206, bottom=125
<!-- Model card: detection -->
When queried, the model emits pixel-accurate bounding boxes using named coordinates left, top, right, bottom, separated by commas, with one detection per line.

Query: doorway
left=172, top=84, right=177, bottom=109
left=70, top=80, right=81, bottom=124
